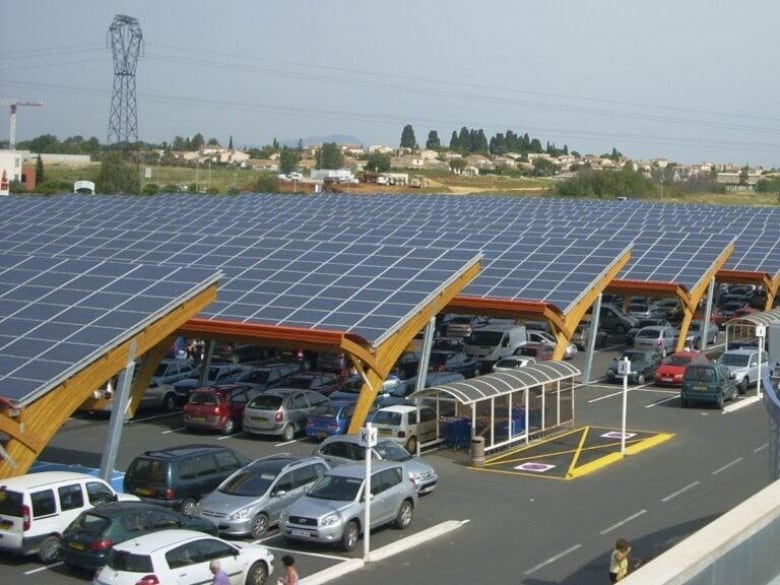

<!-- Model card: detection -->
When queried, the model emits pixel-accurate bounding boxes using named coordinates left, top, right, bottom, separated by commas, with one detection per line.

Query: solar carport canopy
left=409, top=361, right=581, bottom=405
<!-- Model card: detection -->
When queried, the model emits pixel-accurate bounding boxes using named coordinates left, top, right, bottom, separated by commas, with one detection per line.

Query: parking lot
left=1, top=335, right=773, bottom=585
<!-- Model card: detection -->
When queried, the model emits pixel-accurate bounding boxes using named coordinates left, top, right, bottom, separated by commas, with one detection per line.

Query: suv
left=195, top=455, right=330, bottom=539
left=61, top=501, right=217, bottom=571
left=123, top=445, right=250, bottom=514
left=681, top=363, right=739, bottom=409
left=369, top=404, right=438, bottom=453
left=597, top=304, right=639, bottom=334
left=717, top=348, right=769, bottom=393
left=242, top=388, right=330, bottom=441
left=182, top=384, right=262, bottom=435
left=0, top=471, right=138, bottom=564
left=279, top=462, right=417, bottom=551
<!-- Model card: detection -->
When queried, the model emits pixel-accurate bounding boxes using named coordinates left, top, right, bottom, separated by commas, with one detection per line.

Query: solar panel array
left=0, top=253, right=221, bottom=405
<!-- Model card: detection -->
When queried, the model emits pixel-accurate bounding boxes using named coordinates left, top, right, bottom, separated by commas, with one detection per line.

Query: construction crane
left=0, top=100, right=43, bottom=150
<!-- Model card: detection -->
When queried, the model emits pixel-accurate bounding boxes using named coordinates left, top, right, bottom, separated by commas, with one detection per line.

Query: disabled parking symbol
left=514, top=462, right=556, bottom=473
left=602, top=431, right=637, bottom=440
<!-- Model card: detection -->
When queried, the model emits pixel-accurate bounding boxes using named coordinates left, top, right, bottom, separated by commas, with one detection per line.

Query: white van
left=0, top=471, right=138, bottom=563
left=463, top=325, right=527, bottom=366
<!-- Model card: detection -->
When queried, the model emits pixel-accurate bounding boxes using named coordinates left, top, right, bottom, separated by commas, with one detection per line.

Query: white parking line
left=723, top=395, right=759, bottom=413
left=25, top=562, right=63, bottom=574
left=712, top=457, right=743, bottom=475
left=599, top=509, right=647, bottom=534
left=661, top=481, right=700, bottom=502
left=275, top=438, right=304, bottom=447
left=754, top=442, right=769, bottom=453
left=218, top=431, right=246, bottom=441
left=129, top=411, right=180, bottom=423
left=523, top=544, right=582, bottom=575
left=162, top=427, right=185, bottom=434
left=646, top=394, right=679, bottom=408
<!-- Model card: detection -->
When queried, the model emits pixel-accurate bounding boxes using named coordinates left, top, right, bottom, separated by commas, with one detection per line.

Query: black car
left=606, top=349, right=663, bottom=384
left=392, top=350, right=423, bottom=379
left=123, top=444, right=250, bottom=514
left=427, top=350, right=481, bottom=378
left=61, top=501, right=218, bottom=571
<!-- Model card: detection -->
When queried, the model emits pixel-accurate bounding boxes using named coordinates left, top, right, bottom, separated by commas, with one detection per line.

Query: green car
left=680, top=363, right=738, bottom=409
left=61, top=501, right=218, bottom=571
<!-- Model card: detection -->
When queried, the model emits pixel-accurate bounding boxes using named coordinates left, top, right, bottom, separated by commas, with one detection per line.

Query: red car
left=655, top=351, right=709, bottom=387
left=183, top=383, right=262, bottom=435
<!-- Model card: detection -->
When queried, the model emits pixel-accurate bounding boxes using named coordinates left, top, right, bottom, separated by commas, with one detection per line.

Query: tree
left=191, top=133, right=205, bottom=152
left=35, top=154, right=44, bottom=184
left=207, top=137, right=219, bottom=146
left=279, top=148, right=300, bottom=174
left=449, top=157, right=467, bottom=173
left=228, top=135, right=233, bottom=150
left=449, top=130, right=459, bottom=151
left=400, top=124, right=417, bottom=149
left=316, top=143, right=344, bottom=169
left=97, top=152, right=141, bottom=194
left=425, top=130, right=441, bottom=150
left=366, top=152, right=392, bottom=172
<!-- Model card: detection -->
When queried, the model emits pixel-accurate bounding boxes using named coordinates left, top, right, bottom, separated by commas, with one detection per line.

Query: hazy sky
left=3, top=1, right=780, bottom=167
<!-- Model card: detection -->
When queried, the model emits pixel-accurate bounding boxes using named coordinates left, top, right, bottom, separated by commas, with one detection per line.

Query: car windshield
left=720, top=353, right=750, bottom=367
left=636, top=329, right=659, bottom=339
left=248, top=395, right=283, bottom=409
left=663, top=355, right=692, bottom=366
left=70, top=512, right=109, bottom=534
left=286, top=377, right=314, bottom=389
left=495, top=358, right=523, bottom=369
left=107, top=550, right=154, bottom=572
left=371, top=411, right=403, bottom=426
left=308, top=475, right=363, bottom=501
left=466, top=330, right=503, bottom=345
left=189, top=392, right=218, bottom=406
left=220, top=471, right=275, bottom=496
left=312, top=404, right=339, bottom=417
left=619, top=352, right=647, bottom=364
left=376, top=441, right=411, bottom=461
left=684, top=366, right=716, bottom=382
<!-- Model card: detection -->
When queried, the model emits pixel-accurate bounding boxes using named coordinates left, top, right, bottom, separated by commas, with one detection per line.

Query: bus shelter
left=724, top=307, right=780, bottom=350
left=408, top=361, right=580, bottom=453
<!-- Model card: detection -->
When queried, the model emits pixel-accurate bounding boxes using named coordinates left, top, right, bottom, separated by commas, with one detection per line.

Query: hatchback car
left=138, top=358, right=200, bottom=412
left=492, top=356, right=537, bottom=372
left=717, top=348, right=769, bottom=393
left=231, top=361, right=301, bottom=390
left=512, top=342, right=554, bottom=361
left=305, top=400, right=357, bottom=440
left=427, top=350, right=481, bottom=378
left=606, top=349, right=662, bottom=384
left=182, top=384, right=262, bottom=435
left=242, top=388, right=330, bottom=441
left=93, top=529, right=274, bottom=585
left=680, top=362, right=739, bottom=409
left=123, top=445, right=250, bottom=514
left=313, top=435, right=438, bottom=495
left=632, top=325, right=679, bottom=357
left=368, top=404, right=438, bottom=453
left=172, top=362, right=249, bottom=403
left=685, top=319, right=719, bottom=349
left=655, top=351, right=710, bottom=387
left=61, top=501, right=217, bottom=571
left=279, top=462, right=417, bottom=551
left=283, top=371, right=344, bottom=395
left=625, top=318, right=671, bottom=347
left=195, top=455, right=329, bottom=539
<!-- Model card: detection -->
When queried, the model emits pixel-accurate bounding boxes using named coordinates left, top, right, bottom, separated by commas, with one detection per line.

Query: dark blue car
left=305, top=400, right=356, bottom=440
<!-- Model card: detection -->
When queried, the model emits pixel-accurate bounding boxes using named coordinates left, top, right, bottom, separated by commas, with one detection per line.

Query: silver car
left=242, top=389, right=330, bottom=441
left=717, top=348, right=769, bottom=393
left=633, top=325, right=679, bottom=357
left=279, top=461, right=417, bottom=551
left=313, top=435, right=438, bottom=495
left=195, top=455, right=329, bottom=539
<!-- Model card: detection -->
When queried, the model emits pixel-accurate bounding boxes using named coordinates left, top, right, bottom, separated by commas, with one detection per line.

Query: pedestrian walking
left=277, top=554, right=299, bottom=585
left=209, top=559, right=230, bottom=585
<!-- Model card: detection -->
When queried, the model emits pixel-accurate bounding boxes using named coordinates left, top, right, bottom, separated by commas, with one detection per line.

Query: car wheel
left=405, top=435, right=418, bottom=454
left=38, top=534, right=61, bottom=564
left=637, top=373, right=646, bottom=385
left=393, top=499, right=414, bottom=529
left=340, top=520, right=359, bottom=552
left=221, top=417, right=236, bottom=435
left=245, top=560, right=269, bottom=585
left=281, top=424, right=295, bottom=441
left=738, top=377, right=748, bottom=395
left=681, top=397, right=689, bottom=408
left=717, top=392, right=725, bottom=410
left=250, top=513, right=270, bottom=539
left=181, top=498, right=198, bottom=515
left=473, top=367, right=481, bottom=377
left=163, top=393, right=177, bottom=412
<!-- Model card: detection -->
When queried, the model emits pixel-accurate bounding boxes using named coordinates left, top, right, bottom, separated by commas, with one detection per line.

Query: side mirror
left=273, top=489, right=288, bottom=497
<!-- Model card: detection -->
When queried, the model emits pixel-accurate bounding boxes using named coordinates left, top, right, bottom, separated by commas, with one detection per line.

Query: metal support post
left=100, top=342, right=137, bottom=483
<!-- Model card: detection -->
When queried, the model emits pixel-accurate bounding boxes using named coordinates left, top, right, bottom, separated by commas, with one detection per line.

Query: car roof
left=720, top=348, right=759, bottom=356
left=245, top=455, right=321, bottom=473
left=83, top=501, right=168, bottom=516
left=326, top=461, right=401, bottom=478
left=112, top=529, right=214, bottom=554
left=139, top=444, right=238, bottom=460
left=375, top=404, right=429, bottom=413
left=0, top=471, right=103, bottom=490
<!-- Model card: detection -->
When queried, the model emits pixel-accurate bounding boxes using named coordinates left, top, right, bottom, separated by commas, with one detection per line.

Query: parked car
left=305, top=400, right=357, bottom=439
left=650, top=298, right=684, bottom=322
left=512, top=342, right=554, bottom=361
left=680, top=362, right=739, bottom=409
left=632, top=325, right=679, bottom=357
left=182, top=383, right=262, bottom=435
left=597, top=304, right=639, bottom=334
left=60, top=501, right=217, bottom=571
left=368, top=404, right=438, bottom=453
left=427, top=349, right=481, bottom=378
left=655, top=351, right=710, bottom=387
left=392, top=350, right=423, bottom=379
left=123, top=444, right=250, bottom=514
left=313, top=435, right=438, bottom=495
left=625, top=318, right=672, bottom=347
left=606, top=349, right=662, bottom=384
left=195, top=455, right=329, bottom=539
left=328, top=375, right=408, bottom=406
left=172, top=362, right=249, bottom=403
left=282, top=371, right=344, bottom=395
left=93, top=529, right=274, bottom=585
left=685, top=319, right=719, bottom=349
left=138, top=358, right=200, bottom=412
left=242, top=388, right=330, bottom=441
left=279, top=461, right=417, bottom=551
left=0, top=471, right=138, bottom=564
left=443, top=314, right=490, bottom=338
left=492, top=356, right=537, bottom=372
left=719, top=300, right=750, bottom=321
left=573, top=320, right=608, bottom=350
left=717, top=348, right=769, bottom=393
left=231, top=361, right=301, bottom=390
left=393, top=371, right=465, bottom=398
left=525, top=329, right=578, bottom=359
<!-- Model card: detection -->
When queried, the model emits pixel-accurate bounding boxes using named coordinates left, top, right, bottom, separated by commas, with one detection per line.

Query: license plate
left=291, top=529, right=310, bottom=537
left=68, top=542, right=85, bottom=550
left=191, top=416, right=206, bottom=422
left=0, top=520, right=11, bottom=530
left=378, top=429, right=392, bottom=436
left=316, top=432, right=326, bottom=439
left=251, top=417, right=270, bottom=427
left=136, top=487, right=154, bottom=496
left=662, top=377, right=673, bottom=382
left=694, top=384, right=706, bottom=390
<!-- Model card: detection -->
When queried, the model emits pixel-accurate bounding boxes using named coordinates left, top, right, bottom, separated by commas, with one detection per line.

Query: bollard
left=471, top=436, right=485, bottom=467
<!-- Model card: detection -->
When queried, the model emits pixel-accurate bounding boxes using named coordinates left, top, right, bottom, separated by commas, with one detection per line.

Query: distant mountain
left=280, top=134, right=363, bottom=148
